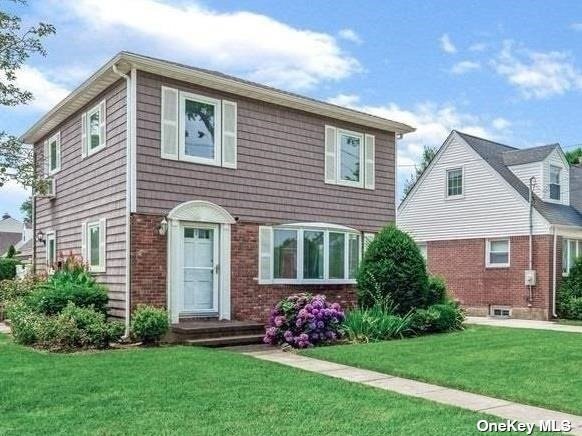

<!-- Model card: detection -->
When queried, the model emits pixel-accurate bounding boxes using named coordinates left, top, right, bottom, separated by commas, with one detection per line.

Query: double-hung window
left=446, top=167, right=463, bottom=198
left=486, top=239, right=510, bottom=268
left=160, top=87, right=237, bottom=168
left=563, top=239, right=582, bottom=276
left=260, top=224, right=361, bottom=284
left=324, top=126, right=375, bottom=190
left=44, top=132, right=61, bottom=175
left=81, top=100, right=106, bottom=157
left=46, top=231, right=56, bottom=269
left=549, top=165, right=561, bottom=201
left=82, top=219, right=106, bottom=273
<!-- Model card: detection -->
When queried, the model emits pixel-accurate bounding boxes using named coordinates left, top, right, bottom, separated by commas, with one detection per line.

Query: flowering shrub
left=263, top=293, right=345, bottom=348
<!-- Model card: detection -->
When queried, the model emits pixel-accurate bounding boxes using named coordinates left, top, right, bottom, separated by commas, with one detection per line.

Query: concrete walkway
left=0, top=322, right=10, bottom=334
left=466, top=316, right=582, bottom=333
left=238, top=346, right=582, bottom=434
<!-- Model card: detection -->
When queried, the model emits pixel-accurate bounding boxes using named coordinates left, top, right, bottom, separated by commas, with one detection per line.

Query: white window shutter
left=161, top=86, right=179, bottom=159
left=81, top=112, right=88, bottom=158
left=363, top=232, right=375, bottom=252
left=99, top=218, right=107, bottom=271
left=43, top=140, right=49, bottom=176
left=258, top=226, right=273, bottom=282
left=324, top=125, right=337, bottom=184
left=222, top=100, right=237, bottom=168
left=364, top=134, right=375, bottom=190
left=99, top=99, right=107, bottom=149
left=81, top=222, right=87, bottom=261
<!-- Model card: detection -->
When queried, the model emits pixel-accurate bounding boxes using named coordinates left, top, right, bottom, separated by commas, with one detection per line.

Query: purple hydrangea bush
left=263, top=293, right=345, bottom=348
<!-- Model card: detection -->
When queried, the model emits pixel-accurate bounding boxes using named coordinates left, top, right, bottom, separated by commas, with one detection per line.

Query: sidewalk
left=466, top=316, right=582, bottom=333
left=237, top=346, right=582, bottom=435
left=0, top=322, right=10, bottom=334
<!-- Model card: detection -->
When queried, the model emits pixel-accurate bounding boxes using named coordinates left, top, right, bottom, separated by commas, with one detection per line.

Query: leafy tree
left=6, top=244, right=16, bottom=258
left=20, top=196, right=31, bottom=223
left=0, top=0, right=55, bottom=191
left=401, top=145, right=438, bottom=200
left=565, top=147, right=582, bottom=166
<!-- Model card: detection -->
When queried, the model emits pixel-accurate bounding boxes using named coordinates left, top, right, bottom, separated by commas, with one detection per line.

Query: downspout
left=112, top=63, right=132, bottom=338
left=552, top=226, right=558, bottom=318
left=528, top=176, right=534, bottom=305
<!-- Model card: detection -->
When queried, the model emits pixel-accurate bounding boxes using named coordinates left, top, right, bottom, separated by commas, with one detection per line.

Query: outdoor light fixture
left=36, top=230, right=46, bottom=245
left=158, top=217, right=168, bottom=236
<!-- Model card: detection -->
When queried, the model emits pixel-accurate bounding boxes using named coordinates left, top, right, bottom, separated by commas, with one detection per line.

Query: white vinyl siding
left=507, top=162, right=543, bottom=197
left=258, top=224, right=361, bottom=284
left=324, top=125, right=374, bottom=190
left=82, top=219, right=106, bottom=273
left=398, top=133, right=550, bottom=241
left=81, top=100, right=106, bottom=157
left=486, top=239, right=510, bottom=268
left=543, top=149, right=569, bottom=205
left=160, top=86, right=237, bottom=168
left=446, top=167, right=463, bottom=198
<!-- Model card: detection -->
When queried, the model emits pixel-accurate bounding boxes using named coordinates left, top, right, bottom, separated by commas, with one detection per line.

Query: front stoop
left=169, top=320, right=265, bottom=347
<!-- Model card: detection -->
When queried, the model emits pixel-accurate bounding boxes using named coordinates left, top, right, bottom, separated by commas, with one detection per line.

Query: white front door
left=182, top=224, right=219, bottom=314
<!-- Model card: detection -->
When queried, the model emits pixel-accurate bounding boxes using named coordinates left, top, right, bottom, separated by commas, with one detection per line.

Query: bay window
left=259, top=224, right=361, bottom=284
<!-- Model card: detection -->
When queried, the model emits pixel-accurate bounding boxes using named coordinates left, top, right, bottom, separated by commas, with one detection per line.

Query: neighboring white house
left=398, top=130, right=582, bottom=320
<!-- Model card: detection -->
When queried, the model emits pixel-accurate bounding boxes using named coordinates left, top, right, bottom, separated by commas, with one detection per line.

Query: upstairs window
left=81, top=100, right=106, bottom=157
left=486, top=239, right=510, bottom=268
left=338, top=130, right=363, bottom=185
left=549, top=165, right=561, bottom=201
left=259, top=224, right=361, bottom=284
left=446, top=167, right=463, bottom=198
left=44, top=132, right=61, bottom=175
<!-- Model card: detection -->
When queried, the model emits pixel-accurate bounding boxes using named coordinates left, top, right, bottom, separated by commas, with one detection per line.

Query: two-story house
left=22, top=52, right=414, bottom=337
left=398, top=130, right=582, bottom=320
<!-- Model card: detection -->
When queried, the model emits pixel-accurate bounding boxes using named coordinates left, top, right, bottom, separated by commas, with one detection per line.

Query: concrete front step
left=170, top=320, right=265, bottom=343
left=185, top=333, right=265, bottom=347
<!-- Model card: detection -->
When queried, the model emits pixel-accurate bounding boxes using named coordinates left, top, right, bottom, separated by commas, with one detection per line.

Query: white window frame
left=486, top=238, right=510, bottom=268
left=262, top=223, right=361, bottom=285
left=85, top=220, right=106, bottom=273
left=336, top=128, right=365, bottom=188
left=562, top=238, right=581, bottom=276
left=417, top=242, right=428, bottom=261
left=549, top=164, right=561, bottom=202
left=47, top=132, right=61, bottom=175
left=445, top=166, right=464, bottom=199
left=45, top=231, right=56, bottom=271
left=85, top=102, right=105, bottom=156
left=178, top=91, right=222, bottom=166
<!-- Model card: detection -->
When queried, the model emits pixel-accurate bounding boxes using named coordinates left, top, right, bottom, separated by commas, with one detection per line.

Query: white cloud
left=11, top=66, right=70, bottom=111
left=0, top=181, right=30, bottom=221
left=67, top=0, right=361, bottom=91
left=492, top=41, right=582, bottom=99
left=570, top=23, right=582, bottom=31
left=469, top=42, right=488, bottom=52
left=450, top=60, right=481, bottom=75
left=440, top=34, right=457, bottom=54
left=326, top=94, right=501, bottom=198
left=492, top=117, right=511, bottom=130
left=338, top=28, right=362, bottom=44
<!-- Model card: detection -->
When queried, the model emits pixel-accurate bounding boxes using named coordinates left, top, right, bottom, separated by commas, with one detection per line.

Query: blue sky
left=2, top=0, right=582, bottom=220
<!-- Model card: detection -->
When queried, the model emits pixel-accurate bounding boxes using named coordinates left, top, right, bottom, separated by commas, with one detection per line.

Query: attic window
left=549, top=165, right=561, bottom=200
left=446, top=167, right=463, bottom=197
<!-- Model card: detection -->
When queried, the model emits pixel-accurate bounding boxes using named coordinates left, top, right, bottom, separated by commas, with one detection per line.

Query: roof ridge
left=454, top=130, right=518, bottom=150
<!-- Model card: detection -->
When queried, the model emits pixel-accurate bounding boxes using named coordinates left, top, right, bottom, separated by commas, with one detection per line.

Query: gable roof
left=0, top=216, right=23, bottom=234
left=502, top=144, right=560, bottom=166
left=21, top=51, right=415, bottom=144
left=456, top=131, right=582, bottom=227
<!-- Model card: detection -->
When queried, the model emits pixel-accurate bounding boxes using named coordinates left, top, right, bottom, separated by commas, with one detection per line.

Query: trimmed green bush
left=60, top=303, right=124, bottom=348
left=357, top=225, right=429, bottom=314
left=427, top=275, right=447, bottom=305
left=6, top=245, right=16, bottom=258
left=0, top=258, right=19, bottom=281
left=558, top=257, right=582, bottom=320
left=131, top=305, right=169, bottom=345
left=411, top=301, right=465, bottom=333
left=6, top=300, right=40, bottom=345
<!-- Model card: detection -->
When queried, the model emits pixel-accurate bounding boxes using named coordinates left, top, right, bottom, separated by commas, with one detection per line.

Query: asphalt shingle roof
left=456, top=131, right=582, bottom=227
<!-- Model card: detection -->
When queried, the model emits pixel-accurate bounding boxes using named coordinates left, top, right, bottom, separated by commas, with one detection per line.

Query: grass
left=0, top=333, right=526, bottom=435
left=303, top=325, right=582, bottom=415
left=556, top=318, right=582, bottom=326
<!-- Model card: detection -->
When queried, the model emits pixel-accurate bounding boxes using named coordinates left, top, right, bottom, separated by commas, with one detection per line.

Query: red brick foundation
left=427, top=235, right=556, bottom=320
left=129, top=214, right=357, bottom=322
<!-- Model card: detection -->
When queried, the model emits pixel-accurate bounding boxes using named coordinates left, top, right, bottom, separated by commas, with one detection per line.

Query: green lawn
left=304, top=325, right=582, bottom=415
left=0, top=334, right=522, bottom=435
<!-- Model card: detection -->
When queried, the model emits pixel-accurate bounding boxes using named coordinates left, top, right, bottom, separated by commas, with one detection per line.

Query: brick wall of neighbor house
left=129, top=215, right=357, bottom=322
left=427, top=235, right=555, bottom=320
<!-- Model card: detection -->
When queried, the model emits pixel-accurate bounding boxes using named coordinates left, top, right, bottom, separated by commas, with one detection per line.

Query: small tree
left=401, top=145, right=438, bottom=200
left=6, top=245, right=16, bottom=258
left=357, top=225, right=429, bottom=315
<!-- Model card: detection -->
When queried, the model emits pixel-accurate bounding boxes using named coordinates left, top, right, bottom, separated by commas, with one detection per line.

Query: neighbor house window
left=82, top=100, right=106, bottom=157
left=549, top=165, right=561, bottom=201
left=46, top=231, right=56, bottom=269
left=562, top=239, right=582, bottom=276
left=259, top=224, right=361, bottom=284
left=46, top=132, right=61, bottom=175
left=446, top=167, right=463, bottom=197
left=83, top=219, right=106, bottom=273
left=486, top=239, right=510, bottom=267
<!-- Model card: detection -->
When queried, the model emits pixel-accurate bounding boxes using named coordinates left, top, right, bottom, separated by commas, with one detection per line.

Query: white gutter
left=112, top=63, right=132, bottom=337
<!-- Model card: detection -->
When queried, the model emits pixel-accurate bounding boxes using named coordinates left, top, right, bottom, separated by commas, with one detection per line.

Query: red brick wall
left=427, top=235, right=556, bottom=320
left=129, top=215, right=356, bottom=322
left=130, top=214, right=167, bottom=310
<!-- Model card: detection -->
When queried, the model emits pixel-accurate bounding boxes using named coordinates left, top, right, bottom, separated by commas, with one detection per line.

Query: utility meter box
left=524, top=270, right=537, bottom=286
